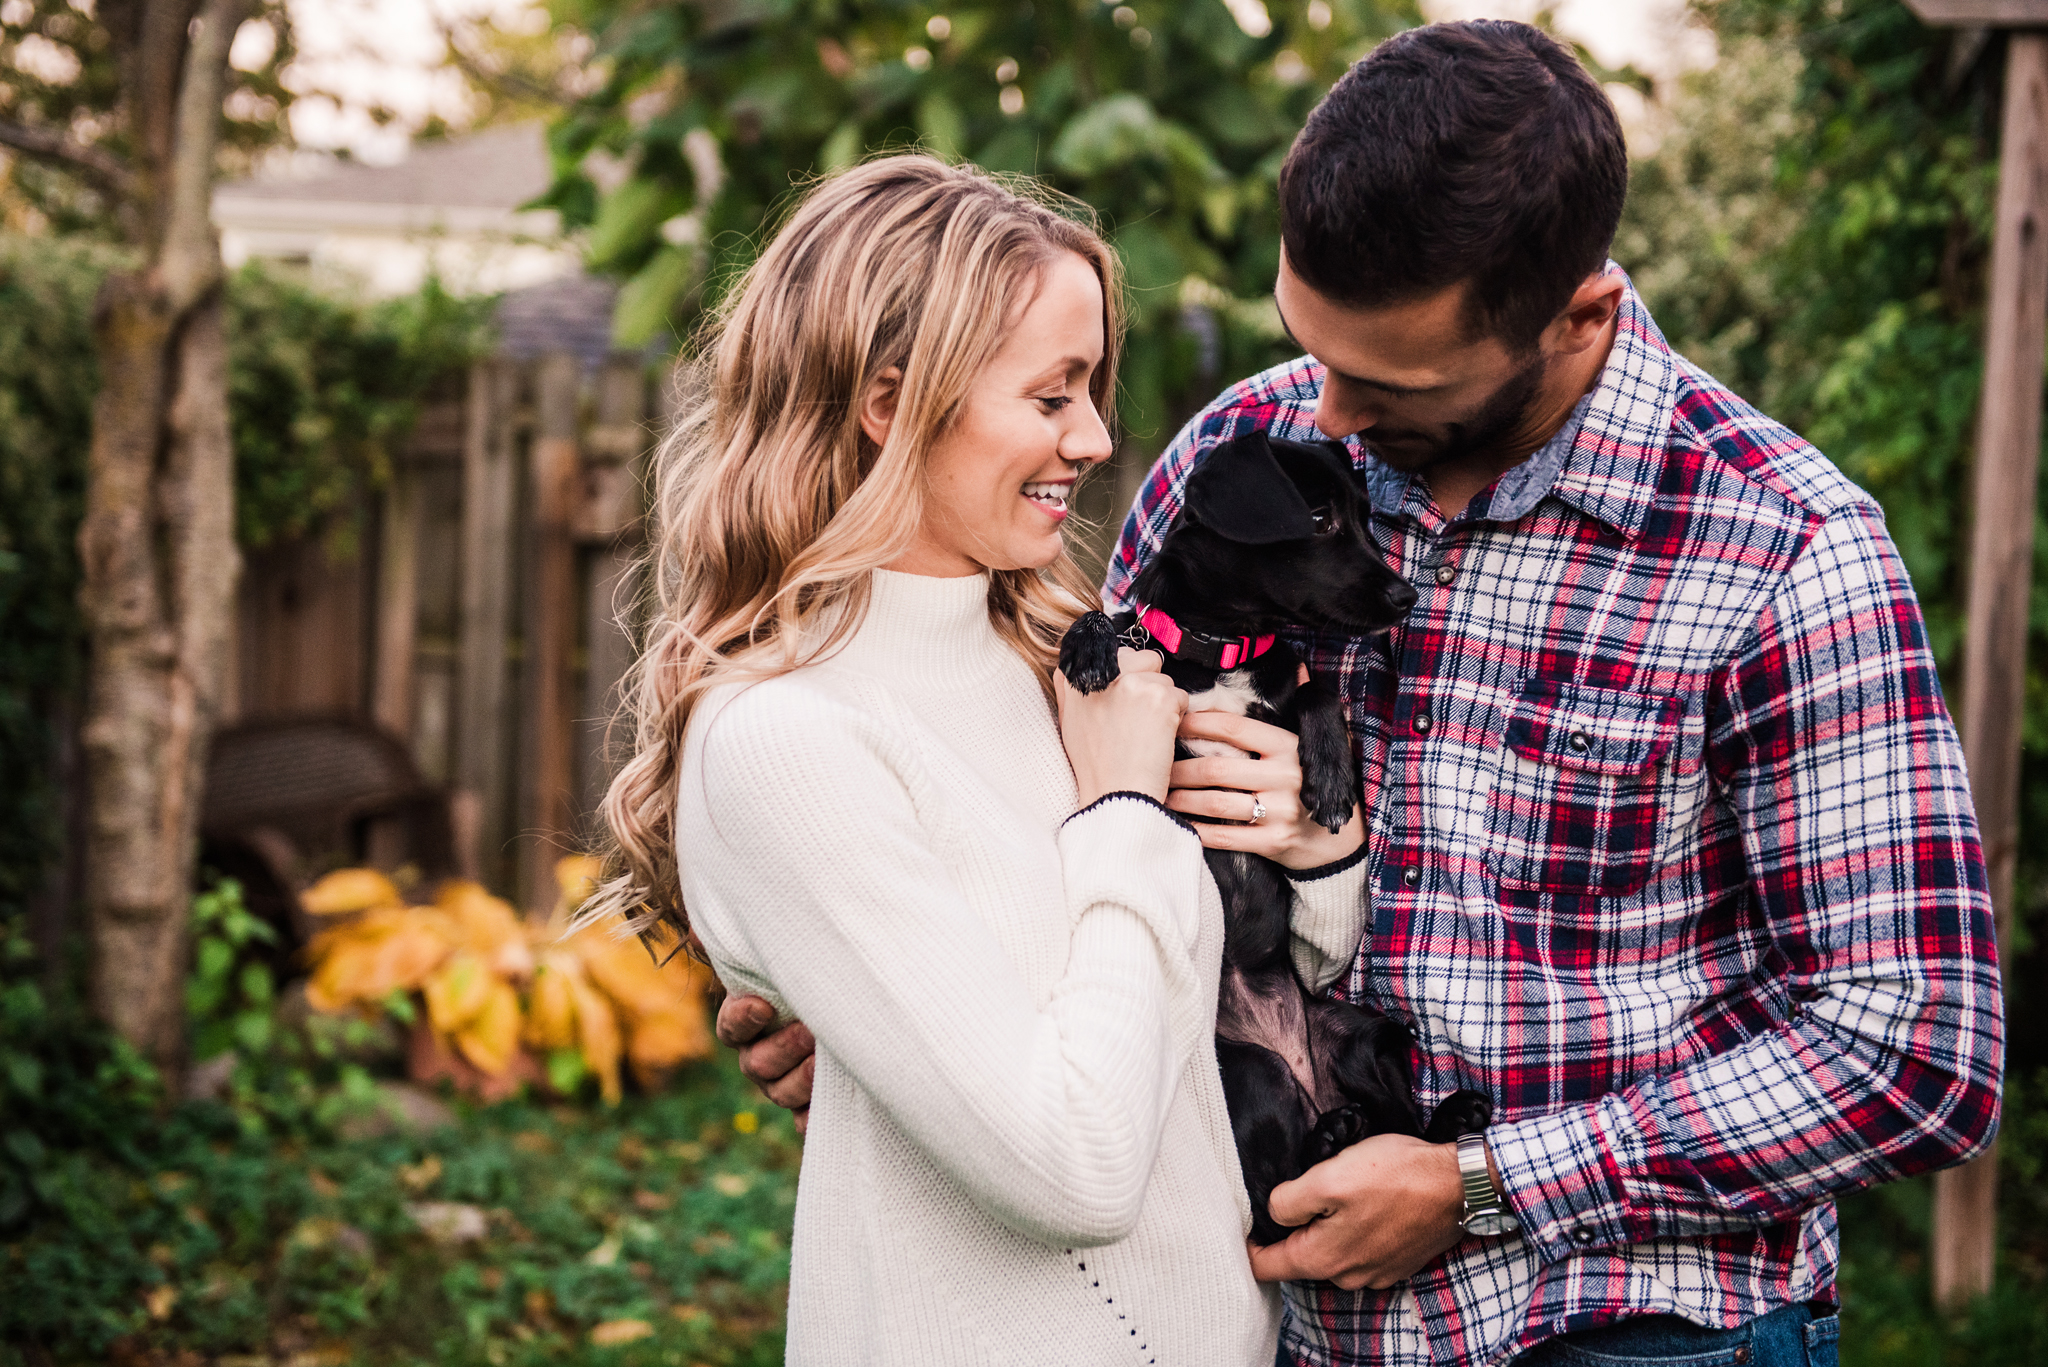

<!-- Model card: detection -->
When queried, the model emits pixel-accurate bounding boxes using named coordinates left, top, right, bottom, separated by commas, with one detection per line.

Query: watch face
left=1464, top=1210, right=1520, bottom=1237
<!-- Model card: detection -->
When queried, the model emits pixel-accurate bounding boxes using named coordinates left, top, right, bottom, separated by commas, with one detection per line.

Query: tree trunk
left=76, top=0, right=246, bottom=1077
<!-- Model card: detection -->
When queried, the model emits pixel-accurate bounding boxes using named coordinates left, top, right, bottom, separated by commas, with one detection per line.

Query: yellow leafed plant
left=569, top=925, right=715, bottom=1089
left=453, top=977, right=523, bottom=1076
left=300, top=867, right=405, bottom=917
left=297, top=855, right=714, bottom=1103
left=422, top=950, right=495, bottom=1034
left=303, top=907, right=456, bottom=1014
left=523, top=954, right=581, bottom=1053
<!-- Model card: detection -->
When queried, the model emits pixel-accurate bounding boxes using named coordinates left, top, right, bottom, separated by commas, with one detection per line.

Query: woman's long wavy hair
left=578, top=155, right=1125, bottom=945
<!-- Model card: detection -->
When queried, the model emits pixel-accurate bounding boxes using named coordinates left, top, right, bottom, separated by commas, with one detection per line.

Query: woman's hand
left=1166, top=709, right=1365, bottom=872
left=1054, top=647, right=1187, bottom=808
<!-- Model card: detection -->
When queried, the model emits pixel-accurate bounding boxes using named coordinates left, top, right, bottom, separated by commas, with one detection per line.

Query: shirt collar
left=1357, top=266, right=1677, bottom=541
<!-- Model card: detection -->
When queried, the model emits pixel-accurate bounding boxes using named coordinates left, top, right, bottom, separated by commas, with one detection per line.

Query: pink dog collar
left=1136, top=605, right=1278, bottom=671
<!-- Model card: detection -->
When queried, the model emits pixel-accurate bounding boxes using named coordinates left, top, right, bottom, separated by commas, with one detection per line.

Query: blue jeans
left=1273, top=1303, right=1840, bottom=1367
left=1517, top=1302, right=1840, bottom=1367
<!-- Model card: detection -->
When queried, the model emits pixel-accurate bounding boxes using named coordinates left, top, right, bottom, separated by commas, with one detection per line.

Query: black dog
left=1061, top=429, right=1492, bottom=1245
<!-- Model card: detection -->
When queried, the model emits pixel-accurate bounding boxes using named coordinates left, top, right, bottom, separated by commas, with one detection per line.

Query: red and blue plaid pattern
left=1106, top=271, right=2004, bottom=1367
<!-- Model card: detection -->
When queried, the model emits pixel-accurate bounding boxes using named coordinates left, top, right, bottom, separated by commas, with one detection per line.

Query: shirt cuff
left=1057, top=790, right=1203, bottom=950
left=1285, top=848, right=1371, bottom=996
left=1485, top=1092, right=1638, bottom=1263
left=1284, top=840, right=1370, bottom=881
left=1062, top=789, right=1195, bottom=835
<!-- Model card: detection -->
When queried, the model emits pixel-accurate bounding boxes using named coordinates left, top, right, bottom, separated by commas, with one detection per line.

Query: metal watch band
left=1456, top=1133, right=1520, bottom=1236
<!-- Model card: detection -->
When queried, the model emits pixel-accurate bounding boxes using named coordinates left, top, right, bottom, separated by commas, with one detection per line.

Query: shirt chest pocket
left=1483, top=681, right=1688, bottom=897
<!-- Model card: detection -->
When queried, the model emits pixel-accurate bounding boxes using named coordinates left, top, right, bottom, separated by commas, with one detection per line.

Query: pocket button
left=1570, top=1226, right=1594, bottom=1245
left=1566, top=731, right=1590, bottom=754
left=1434, top=563, right=1457, bottom=587
left=1733, top=1346, right=1750, bottom=1365
left=1401, top=866, right=1421, bottom=889
left=1413, top=710, right=1433, bottom=736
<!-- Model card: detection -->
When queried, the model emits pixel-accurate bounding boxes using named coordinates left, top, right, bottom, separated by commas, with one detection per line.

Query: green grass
left=1, top=1054, right=797, bottom=1367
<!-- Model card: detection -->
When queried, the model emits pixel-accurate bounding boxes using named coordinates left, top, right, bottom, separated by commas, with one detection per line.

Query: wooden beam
left=372, top=472, right=420, bottom=741
left=577, top=359, right=651, bottom=825
left=519, top=353, right=584, bottom=913
left=456, top=361, right=520, bottom=894
left=1905, top=0, right=2048, bottom=25
left=1931, top=29, right=2048, bottom=1310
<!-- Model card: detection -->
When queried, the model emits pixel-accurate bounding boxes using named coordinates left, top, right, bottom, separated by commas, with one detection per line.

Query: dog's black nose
left=1388, top=579, right=1419, bottom=614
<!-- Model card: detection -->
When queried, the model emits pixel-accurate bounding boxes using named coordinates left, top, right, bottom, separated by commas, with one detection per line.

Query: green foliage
left=0, top=234, right=108, bottom=911
left=0, top=915, right=163, bottom=1237
left=546, top=0, right=1420, bottom=439
left=227, top=270, right=497, bottom=549
left=184, top=877, right=279, bottom=1065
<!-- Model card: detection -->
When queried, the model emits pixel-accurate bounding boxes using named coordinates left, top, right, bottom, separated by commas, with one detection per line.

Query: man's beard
left=1364, top=350, right=1549, bottom=475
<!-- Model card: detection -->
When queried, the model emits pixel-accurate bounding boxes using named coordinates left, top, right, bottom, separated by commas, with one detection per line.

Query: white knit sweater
left=679, top=570, right=1369, bottom=1366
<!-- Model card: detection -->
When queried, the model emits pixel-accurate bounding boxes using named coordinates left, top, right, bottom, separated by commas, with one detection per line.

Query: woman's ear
left=858, top=367, right=903, bottom=449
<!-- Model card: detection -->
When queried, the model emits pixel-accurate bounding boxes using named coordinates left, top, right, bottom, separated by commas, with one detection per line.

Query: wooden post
left=519, top=353, right=584, bottom=912
left=576, top=358, right=652, bottom=824
left=457, top=361, right=520, bottom=893
left=372, top=471, right=420, bottom=741
left=1907, top=2, right=2048, bottom=1309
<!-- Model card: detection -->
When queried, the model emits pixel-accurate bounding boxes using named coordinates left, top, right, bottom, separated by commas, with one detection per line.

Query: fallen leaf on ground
left=285, top=1347, right=354, bottom=1367
left=583, top=1231, right=622, bottom=1266
left=143, top=1284, right=178, bottom=1320
left=397, top=1153, right=442, bottom=1194
left=406, top=1201, right=488, bottom=1244
left=590, top=1318, right=654, bottom=1346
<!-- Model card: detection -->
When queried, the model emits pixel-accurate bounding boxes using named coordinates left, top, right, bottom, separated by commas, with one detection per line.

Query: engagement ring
left=1251, top=798, right=1266, bottom=823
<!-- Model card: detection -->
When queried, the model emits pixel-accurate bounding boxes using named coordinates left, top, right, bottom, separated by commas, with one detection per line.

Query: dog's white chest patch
left=1183, top=669, right=1259, bottom=758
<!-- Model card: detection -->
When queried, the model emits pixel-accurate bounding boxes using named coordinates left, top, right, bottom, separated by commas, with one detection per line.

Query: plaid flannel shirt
left=1105, top=271, right=2004, bottom=1367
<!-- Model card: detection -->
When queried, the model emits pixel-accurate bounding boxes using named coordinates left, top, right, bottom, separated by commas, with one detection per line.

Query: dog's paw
left=1296, top=682, right=1359, bottom=833
left=1299, top=780, right=1355, bottom=836
left=1058, top=611, right=1122, bottom=694
left=1304, top=1104, right=1368, bottom=1165
left=1420, top=1089, right=1494, bottom=1143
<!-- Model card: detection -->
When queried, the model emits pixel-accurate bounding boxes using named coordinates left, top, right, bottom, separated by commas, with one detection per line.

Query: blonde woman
left=584, top=157, right=1364, bottom=1363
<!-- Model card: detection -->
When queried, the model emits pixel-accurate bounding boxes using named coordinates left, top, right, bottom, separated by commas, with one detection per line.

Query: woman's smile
left=1022, top=479, right=1074, bottom=519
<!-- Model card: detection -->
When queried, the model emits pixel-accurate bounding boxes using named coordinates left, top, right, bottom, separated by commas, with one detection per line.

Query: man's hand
left=714, top=994, right=816, bottom=1134
left=1247, top=1134, right=1466, bottom=1290
left=1167, top=704, right=1364, bottom=872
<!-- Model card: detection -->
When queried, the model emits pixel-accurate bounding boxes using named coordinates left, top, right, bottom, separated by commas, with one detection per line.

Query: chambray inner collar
left=1358, top=392, right=1590, bottom=529
left=1356, top=267, right=1675, bottom=539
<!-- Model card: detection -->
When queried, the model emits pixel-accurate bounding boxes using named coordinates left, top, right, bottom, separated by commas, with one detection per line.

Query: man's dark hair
left=1279, top=20, right=1627, bottom=350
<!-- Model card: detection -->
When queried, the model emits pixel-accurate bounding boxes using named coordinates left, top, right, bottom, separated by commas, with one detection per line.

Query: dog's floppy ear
left=1184, top=429, right=1331, bottom=544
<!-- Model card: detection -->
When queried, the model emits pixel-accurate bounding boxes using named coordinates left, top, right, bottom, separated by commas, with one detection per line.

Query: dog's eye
left=1310, top=508, right=1339, bottom=536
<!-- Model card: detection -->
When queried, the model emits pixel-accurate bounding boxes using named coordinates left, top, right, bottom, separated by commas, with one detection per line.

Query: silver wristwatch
left=1456, top=1133, right=1520, bottom=1237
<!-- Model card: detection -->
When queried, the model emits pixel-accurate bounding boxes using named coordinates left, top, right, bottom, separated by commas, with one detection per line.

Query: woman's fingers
left=1058, top=650, right=1188, bottom=807
left=1117, top=645, right=1166, bottom=675
left=1177, top=709, right=1300, bottom=757
left=1170, top=752, right=1295, bottom=794
left=1165, top=786, right=1280, bottom=824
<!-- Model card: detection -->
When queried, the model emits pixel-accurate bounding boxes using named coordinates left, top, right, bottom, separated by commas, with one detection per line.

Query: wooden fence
left=225, top=353, right=668, bottom=911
